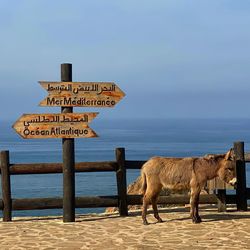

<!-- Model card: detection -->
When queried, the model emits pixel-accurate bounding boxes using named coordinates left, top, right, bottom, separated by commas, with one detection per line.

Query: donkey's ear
left=225, top=148, right=234, bottom=160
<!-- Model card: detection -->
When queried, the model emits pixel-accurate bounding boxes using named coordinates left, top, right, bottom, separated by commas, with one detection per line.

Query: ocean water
left=0, top=118, right=249, bottom=217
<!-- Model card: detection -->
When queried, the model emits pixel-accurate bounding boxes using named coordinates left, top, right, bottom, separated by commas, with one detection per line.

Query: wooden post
left=116, top=148, right=128, bottom=216
left=0, top=151, right=12, bottom=221
left=217, top=189, right=226, bottom=212
left=61, top=63, right=75, bottom=222
left=234, top=141, right=247, bottom=211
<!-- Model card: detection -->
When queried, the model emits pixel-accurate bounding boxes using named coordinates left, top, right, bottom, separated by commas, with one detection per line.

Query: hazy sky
left=1, top=0, right=250, bottom=121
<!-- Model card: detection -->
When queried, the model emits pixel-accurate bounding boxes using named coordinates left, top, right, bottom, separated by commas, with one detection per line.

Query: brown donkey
left=141, top=149, right=236, bottom=225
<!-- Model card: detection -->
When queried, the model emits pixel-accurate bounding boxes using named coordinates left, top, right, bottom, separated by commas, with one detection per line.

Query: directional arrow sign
left=39, top=81, right=126, bottom=107
left=13, top=113, right=98, bottom=139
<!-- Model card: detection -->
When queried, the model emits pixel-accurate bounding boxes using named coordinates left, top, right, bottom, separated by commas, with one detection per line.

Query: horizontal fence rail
left=1, top=153, right=250, bottom=175
left=8, top=161, right=118, bottom=175
left=0, top=142, right=249, bottom=222
left=0, top=161, right=144, bottom=175
left=0, top=194, right=241, bottom=211
left=3, top=153, right=250, bottom=175
left=244, top=153, right=250, bottom=162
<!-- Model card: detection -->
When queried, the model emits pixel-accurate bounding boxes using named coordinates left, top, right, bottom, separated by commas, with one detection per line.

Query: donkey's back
left=141, top=157, right=195, bottom=191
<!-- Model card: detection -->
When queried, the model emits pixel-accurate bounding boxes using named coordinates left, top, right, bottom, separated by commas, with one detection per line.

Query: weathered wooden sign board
left=13, top=113, right=98, bottom=139
left=39, top=81, right=125, bottom=107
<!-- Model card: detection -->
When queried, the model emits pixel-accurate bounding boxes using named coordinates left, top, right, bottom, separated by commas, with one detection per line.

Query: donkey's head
left=217, top=149, right=237, bottom=187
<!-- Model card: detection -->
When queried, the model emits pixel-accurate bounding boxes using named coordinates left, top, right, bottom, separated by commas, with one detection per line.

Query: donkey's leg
left=190, top=186, right=202, bottom=223
left=142, top=184, right=162, bottom=225
left=151, top=195, right=163, bottom=223
left=152, top=197, right=163, bottom=222
left=142, top=195, right=150, bottom=225
left=195, top=192, right=201, bottom=223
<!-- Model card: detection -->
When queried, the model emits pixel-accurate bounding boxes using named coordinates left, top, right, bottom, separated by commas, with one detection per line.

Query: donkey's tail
left=140, top=170, right=147, bottom=196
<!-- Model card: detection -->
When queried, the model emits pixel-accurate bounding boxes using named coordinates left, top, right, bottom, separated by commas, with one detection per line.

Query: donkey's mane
left=204, top=153, right=225, bottom=161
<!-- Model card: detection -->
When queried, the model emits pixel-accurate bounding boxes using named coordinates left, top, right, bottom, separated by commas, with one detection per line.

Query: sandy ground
left=0, top=206, right=249, bottom=250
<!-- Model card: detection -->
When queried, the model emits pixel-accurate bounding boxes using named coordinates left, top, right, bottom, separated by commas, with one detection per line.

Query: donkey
left=141, top=149, right=236, bottom=225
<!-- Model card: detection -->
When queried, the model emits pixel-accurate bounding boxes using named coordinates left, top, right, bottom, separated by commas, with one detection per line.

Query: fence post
left=217, top=189, right=226, bottom=212
left=116, top=148, right=128, bottom=216
left=234, top=141, right=247, bottom=211
left=0, top=151, right=12, bottom=221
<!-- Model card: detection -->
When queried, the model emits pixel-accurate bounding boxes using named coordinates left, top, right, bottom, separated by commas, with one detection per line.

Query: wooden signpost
left=12, top=63, right=126, bottom=222
left=12, top=113, right=98, bottom=139
left=61, top=64, right=75, bottom=223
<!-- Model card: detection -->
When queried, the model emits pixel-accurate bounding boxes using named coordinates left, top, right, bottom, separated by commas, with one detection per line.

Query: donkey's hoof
left=192, top=218, right=202, bottom=224
left=157, top=218, right=163, bottom=223
left=143, top=220, right=149, bottom=225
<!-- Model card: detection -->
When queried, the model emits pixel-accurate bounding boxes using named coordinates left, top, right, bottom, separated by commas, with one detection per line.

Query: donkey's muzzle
left=229, top=177, right=237, bottom=188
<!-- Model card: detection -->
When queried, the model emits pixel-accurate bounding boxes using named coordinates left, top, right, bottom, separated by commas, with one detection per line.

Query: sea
left=0, top=118, right=249, bottom=217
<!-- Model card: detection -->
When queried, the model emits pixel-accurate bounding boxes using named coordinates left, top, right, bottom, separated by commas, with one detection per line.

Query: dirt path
left=0, top=206, right=249, bottom=249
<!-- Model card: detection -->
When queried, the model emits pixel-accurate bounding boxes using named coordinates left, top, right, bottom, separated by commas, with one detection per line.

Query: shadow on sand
left=10, top=205, right=250, bottom=223
left=126, top=205, right=250, bottom=224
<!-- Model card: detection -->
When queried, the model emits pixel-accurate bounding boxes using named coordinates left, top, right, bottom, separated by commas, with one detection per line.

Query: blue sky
left=1, top=0, right=250, bottom=121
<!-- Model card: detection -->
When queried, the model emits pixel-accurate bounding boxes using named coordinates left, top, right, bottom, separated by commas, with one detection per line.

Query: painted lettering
left=47, top=97, right=62, bottom=106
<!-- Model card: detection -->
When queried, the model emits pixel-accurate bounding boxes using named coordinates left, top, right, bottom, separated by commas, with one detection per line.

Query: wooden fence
left=0, top=142, right=249, bottom=222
